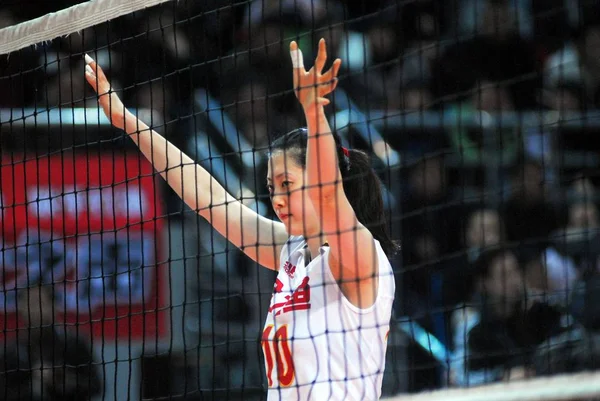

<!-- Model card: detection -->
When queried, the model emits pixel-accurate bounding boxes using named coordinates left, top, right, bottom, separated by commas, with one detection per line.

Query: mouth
left=279, top=213, right=290, bottom=220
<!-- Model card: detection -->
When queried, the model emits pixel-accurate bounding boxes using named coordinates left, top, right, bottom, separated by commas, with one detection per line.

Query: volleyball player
left=85, top=38, right=397, bottom=400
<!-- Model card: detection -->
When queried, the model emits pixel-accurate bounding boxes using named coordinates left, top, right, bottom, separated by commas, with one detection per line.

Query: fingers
left=330, top=78, right=339, bottom=93
left=289, top=41, right=305, bottom=70
left=314, top=38, right=327, bottom=73
left=84, top=54, right=111, bottom=95
left=290, top=38, right=340, bottom=77
left=290, top=39, right=341, bottom=106
left=84, top=54, right=97, bottom=83
left=321, top=58, right=342, bottom=85
left=332, top=58, right=342, bottom=78
left=317, top=97, right=330, bottom=106
left=84, top=57, right=98, bottom=91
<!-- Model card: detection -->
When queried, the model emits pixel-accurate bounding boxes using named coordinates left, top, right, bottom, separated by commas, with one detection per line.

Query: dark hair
left=269, top=128, right=399, bottom=257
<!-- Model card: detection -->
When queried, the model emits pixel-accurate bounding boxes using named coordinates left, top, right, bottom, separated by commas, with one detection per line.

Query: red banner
left=0, top=152, right=168, bottom=340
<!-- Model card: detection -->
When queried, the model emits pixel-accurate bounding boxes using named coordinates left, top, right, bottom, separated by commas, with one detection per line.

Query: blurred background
left=1, top=0, right=600, bottom=399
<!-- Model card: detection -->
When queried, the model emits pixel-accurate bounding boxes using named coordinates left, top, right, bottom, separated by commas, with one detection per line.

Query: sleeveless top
left=262, top=236, right=395, bottom=400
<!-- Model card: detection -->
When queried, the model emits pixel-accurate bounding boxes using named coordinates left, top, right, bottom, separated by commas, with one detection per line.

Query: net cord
left=0, top=0, right=176, bottom=55
left=384, top=371, right=600, bottom=401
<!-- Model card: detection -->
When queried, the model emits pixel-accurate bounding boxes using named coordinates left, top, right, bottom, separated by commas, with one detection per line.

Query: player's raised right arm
left=84, top=55, right=286, bottom=271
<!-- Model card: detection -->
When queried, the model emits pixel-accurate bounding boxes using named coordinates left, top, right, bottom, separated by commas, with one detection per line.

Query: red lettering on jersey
left=269, top=276, right=311, bottom=316
left=261, top=325, right=275, bottom=387
left=283, top=261, right=296, bottom=278
left=274, top=278, right=284, bottom=293
left=274, top=325, right=295, bottom=386
left=262, top=324, right=295, bottom=387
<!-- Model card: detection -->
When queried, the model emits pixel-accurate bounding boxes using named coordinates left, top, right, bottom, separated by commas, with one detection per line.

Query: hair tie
left=342, top=147, right=350, bottom=157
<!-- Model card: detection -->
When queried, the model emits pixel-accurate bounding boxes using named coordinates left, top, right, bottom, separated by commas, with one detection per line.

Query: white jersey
left=262, top=236, right=395, bottom=401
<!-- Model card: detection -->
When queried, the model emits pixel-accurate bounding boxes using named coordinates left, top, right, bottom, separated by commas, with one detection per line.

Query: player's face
left=267, top=151, right=319, bottom=236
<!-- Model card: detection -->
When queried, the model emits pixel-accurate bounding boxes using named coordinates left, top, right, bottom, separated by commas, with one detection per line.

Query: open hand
left=84, top=54, right=127, bottom=131
left=290, top=39, right=342, bottom=109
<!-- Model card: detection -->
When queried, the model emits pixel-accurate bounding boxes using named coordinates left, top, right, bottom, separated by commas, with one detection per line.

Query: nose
left=270, top=187, right=288, bottom=209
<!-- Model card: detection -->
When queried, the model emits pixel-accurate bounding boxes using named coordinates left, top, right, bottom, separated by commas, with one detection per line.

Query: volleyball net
left=1, top=0, right=600, bottom=400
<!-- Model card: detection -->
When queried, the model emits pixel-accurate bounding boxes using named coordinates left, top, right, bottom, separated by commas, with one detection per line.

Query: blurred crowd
left=0, top=285, right=101, bottom=400
left=1, top=0, right=600, bottom=398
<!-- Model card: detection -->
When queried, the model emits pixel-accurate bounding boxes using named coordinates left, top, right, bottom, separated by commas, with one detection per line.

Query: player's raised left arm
left=291, top=39, right=378, bottom=306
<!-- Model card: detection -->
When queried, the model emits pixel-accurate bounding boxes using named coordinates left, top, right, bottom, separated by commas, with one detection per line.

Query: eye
left=267, top=184, right=274, bottom=194
left=282, top=181, right=291, bottom=188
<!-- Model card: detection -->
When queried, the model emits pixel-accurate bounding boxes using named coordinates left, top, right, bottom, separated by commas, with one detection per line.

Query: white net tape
left=385, top=371, right=600, bottom=401
left=0, top=0, right=175, bottom=55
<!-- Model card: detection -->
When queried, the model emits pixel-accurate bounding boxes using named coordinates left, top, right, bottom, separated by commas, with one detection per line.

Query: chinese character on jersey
left=269, top=276, right=311, bottom=316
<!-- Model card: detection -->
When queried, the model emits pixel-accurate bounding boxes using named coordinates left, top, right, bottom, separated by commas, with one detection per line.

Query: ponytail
left=270, top=128, right=400, bottom=257
left=342, top=148, right=399, bottom=257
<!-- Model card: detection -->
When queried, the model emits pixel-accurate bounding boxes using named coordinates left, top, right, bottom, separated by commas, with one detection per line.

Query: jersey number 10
left=262, top=324, right=295, bottom=387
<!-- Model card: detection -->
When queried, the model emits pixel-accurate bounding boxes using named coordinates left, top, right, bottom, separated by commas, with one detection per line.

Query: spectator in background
left=523, top=179, right=599, bottom=308
left=342, top=9, right=402, bottom=110
left=445, top=76, right=519, bottom=166
left=545, top=19, right=600, bottom=107
left=571, top=175, right=597, bottom=198
left=470, top=79, right=515, bottom=112
left=570, top=274, right=600, bottom=332
left=451, top=247, right=569, bottom=386
left=551, top=199, right=600, bottom=272
left=366, top=18, right=400, bottom=69
left=240, top=0, right=333, bottom=39
left=351, top=0, right=443, bottom=111
left=568, top=201, right=599, bottom=231
left=524, top=246, right=578, bottom=307
left=235, top=0, right=345, bottom=79
left=547, top=178, right=600, bottom=270
left=525, top=78, right=590, bottom=174
left=439, top=208, right=505, bottom=316
left=175, top=0, right=238, bottom=58
left=400, top=79, right=434, bottom=112
left=566, top=177, right=600, bottom=330
left=401, top=155, right=465, bottom=315
left=218, top=0, right=347, bottom=140
left=537, top=79, right=589, bottom=128
left=533, top=328, right=600, bottom=377
left=220, top=12, right=293, bottom=111
left=433, top=0, right=539, bottom=110
left=219, top=69, right=303, bottom=150
left=384, top=75, right=433, bottom=113
left=0, top=284, right=101, bottom=401
left=220, top=74, right=272, bottom=149
left=398, top=0, right=444, bottom=95
left=541, top=78, right=592, bottom=113
left=464, top=209, right=505, bottom=255
left=401, top=155, right=449, bottom=272
left=502, top=160, right=560, bottom=254
left=451, top=247, right=524, bottom=385
left=454, top=0, right=533, bottom=39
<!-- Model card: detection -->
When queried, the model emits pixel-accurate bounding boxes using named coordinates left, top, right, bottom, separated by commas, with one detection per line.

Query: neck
left=305, top=234, right=328, bottom=259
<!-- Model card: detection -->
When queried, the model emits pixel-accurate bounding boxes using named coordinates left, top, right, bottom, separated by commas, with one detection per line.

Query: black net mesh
left=1, top=0, right=600, bottom=400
